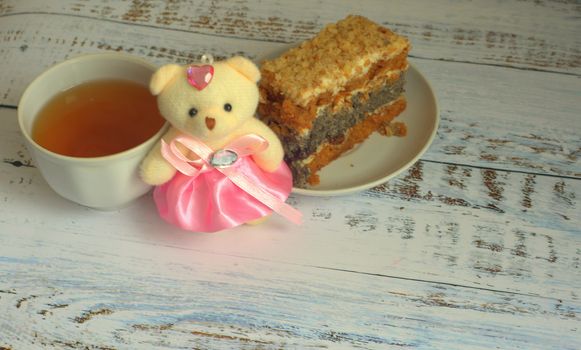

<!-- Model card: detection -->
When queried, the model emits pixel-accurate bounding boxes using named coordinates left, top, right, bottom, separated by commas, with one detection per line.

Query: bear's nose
left=205, top=117, right=216, bottom=130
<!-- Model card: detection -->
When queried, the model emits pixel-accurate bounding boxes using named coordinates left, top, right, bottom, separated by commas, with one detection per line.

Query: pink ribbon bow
left=160, top=134, right=302, bottom=225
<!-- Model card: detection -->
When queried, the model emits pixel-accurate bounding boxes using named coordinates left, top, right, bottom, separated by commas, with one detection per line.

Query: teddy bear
left=140, top=55, right=301, bottom=232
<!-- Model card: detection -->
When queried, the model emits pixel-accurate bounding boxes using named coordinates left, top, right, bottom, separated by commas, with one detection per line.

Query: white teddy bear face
left=151, top=58, right=261, bottom=141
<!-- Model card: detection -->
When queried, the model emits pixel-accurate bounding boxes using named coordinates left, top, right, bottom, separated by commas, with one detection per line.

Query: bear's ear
left=225, top=56, right=261, bottom=83
left=149, top=64, right=183, bottom=96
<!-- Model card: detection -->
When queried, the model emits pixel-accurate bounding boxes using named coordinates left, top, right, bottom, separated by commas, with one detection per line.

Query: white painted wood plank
left=0, top=14, right=579, bottom=178
left=0, top=220, right=579, bottom=349
left=415, top=57, right=581, bottom=178
left=0, top=13, right=286, bottom=106
left=1, top=0, right=579, bottom=74
left=2, top=108, right=579, bottom=303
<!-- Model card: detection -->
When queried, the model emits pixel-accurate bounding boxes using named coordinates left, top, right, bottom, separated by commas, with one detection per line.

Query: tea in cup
left=18, top=53, right=168, bottom=210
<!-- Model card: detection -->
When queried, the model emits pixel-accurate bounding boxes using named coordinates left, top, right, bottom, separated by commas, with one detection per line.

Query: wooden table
left=1, top=1, right=579, bottom=349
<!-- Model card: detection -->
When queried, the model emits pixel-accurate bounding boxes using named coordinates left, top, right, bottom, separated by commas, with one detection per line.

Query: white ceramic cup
left=18, top=52, right=168, bottom=210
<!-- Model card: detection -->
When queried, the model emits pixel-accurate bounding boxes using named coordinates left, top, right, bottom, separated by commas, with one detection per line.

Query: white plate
left=283, top=64, right=439, bottom=196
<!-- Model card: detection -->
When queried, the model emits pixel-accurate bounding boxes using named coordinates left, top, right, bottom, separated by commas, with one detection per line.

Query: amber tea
left=32, top=79, right=165, bottom=158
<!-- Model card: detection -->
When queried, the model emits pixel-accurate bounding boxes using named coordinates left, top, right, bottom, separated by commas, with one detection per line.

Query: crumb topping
left=261, top=15, right=410, bottom=107
left=259, top=49, right=408, bottom=131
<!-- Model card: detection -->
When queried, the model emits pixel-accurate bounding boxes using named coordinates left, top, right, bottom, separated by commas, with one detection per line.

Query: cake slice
left=258, top=15, right=410, bottom=187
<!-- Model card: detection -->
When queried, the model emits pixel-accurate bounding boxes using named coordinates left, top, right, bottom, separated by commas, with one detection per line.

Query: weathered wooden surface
left=0, top=220, right=578, bottom=349
left=1, top=0, right=580, bottom=349
left=1, top=0, right=579, bottom=73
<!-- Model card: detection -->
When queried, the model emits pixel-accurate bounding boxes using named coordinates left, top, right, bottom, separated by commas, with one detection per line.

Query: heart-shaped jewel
left=210, top=149, right=238, bottom=168
left=187, top=65, right=214, bottom=90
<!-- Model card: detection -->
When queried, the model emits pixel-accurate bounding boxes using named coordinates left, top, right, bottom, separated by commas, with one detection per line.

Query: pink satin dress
left=152, top=134, right=296, bottom=233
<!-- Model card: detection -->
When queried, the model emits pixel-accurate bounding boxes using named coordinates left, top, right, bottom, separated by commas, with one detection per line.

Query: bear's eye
left=188, top=108, right=198, bottom=117
left=224, top=103, right=232, bottom=112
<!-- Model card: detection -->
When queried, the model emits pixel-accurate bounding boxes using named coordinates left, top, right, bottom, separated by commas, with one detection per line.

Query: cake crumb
left=378, top=121, right=407, bottom=137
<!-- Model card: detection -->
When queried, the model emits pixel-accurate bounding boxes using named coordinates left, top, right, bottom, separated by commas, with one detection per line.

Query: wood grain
left=0, top=218, right=579, bottom=349
left=1, top=0, right=579, bottom=74
left=419, top=60, right=581, bottom=178
left=0, top=13, right=284, bottom=106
